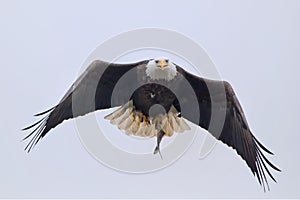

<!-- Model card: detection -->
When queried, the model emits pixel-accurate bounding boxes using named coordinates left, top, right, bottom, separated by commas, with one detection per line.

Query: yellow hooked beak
left=156, top=59, right=169, bottom=69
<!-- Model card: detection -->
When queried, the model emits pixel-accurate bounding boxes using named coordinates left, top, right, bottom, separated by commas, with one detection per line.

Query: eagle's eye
left=155, top=60, right=159, bottom=64
left=165, top=59, right=169, bottom=63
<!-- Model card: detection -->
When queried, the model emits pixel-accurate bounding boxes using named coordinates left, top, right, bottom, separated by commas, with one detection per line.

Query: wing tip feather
left=33, top=106, right=56, bottom=117
left=22, top=108, right=53, bottom=153
left=252, top=135, right=281, bottom=191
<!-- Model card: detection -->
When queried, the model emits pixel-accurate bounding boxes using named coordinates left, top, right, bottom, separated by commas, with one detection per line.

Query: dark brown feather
left=175, top=65, right=280, bottom=190
left=23, top=59, right=280, bottom=190
left=23, top=60, right=149, bottom=152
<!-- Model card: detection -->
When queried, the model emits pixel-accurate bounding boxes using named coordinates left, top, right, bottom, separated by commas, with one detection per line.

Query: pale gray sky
left=0, top=0, right=299, bottom=198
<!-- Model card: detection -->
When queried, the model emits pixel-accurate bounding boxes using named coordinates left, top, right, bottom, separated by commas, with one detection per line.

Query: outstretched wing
left=175, top=65, right=280, bottom=191
left=22, top=59, right=149, bottom=152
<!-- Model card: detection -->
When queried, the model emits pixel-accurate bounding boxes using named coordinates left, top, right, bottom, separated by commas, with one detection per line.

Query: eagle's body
left=23, top=58, right=280, bottom=190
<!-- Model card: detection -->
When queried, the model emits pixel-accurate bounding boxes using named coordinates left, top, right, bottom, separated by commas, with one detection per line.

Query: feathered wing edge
left=250, top=132, right=281, bottom=191
left=22, top=106, right=56, bottom=152
left=174, top=66, right=281, bottom=191
left=22, top=59, right=150, bottom=152
left=223, top=126, right=282, bottom=192
left=219, top=83, right=281, bottom=192
left=22, top=89, right=74, bottom=153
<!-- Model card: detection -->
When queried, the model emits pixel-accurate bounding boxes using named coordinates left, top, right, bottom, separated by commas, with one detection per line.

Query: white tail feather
left=111, top=107, right=132, bottom=125
left=105, top=101, right=190, bottom=137
left=118, top=114, right=134, bottom=130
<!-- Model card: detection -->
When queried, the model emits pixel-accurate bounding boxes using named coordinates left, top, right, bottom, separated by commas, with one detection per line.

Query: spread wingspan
left=23, top=59, right=280, bottom=191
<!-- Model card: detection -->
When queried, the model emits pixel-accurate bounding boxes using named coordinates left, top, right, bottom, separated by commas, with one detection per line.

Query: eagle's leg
left=153, top=129, right=165, bottom=159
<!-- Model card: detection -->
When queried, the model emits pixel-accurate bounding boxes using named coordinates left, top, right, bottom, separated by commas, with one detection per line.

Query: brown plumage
left=23, top=59, right=280, bottom=190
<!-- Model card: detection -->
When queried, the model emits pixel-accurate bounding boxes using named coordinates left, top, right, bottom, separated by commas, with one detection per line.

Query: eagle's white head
left=145, top=58, right=177, bottom=81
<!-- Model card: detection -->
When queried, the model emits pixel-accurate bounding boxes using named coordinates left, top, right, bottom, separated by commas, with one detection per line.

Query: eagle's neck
left=145, top=60, right=177, bottom=81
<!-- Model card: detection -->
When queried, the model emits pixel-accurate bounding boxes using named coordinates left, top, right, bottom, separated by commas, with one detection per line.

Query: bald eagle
left=23, top=58, right=280, bottom=190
